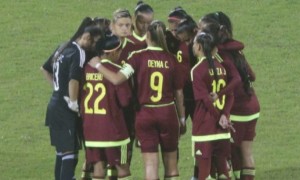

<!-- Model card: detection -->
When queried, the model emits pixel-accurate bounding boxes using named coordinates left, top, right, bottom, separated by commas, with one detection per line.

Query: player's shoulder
left=127, top=48, right=148, bottom=59
left=100, top=59, right=122, bottom=72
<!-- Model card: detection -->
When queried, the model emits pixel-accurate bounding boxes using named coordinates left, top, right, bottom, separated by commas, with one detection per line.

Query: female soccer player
left=201, top=12, right=260, bottom=180
left=41, top=17, right=102, bottom=180
left=128, top=1, right=154, bottom=50
left=88, top=20, right=185, bottom=180
left=81, top=35, right=132, bottom=180
left=167, top=8, right=197, bottom=134
left=191, top=30, right=234, bottom=180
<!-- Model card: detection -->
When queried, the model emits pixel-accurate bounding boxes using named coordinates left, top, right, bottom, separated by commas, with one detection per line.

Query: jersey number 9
left=150, top=71, right=163, bottom=102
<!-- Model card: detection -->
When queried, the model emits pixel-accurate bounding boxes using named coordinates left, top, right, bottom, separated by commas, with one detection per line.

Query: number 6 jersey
left=80, top=59, right=132, bottom=147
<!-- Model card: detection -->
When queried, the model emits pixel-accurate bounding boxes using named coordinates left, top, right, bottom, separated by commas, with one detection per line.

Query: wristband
left=180, top=117, right=185, bottom=124
left=120, top=63, right=134, bottom=79
left=95, top=62, right=101, bottom=69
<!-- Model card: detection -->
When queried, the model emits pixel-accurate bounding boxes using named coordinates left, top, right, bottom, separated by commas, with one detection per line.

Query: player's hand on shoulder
left=88, top=56, right=101, bottom=68
left=64, top=96, right=79, bottom=112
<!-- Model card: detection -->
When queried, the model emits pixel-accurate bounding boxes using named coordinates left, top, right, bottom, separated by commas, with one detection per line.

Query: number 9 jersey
left=125, top=46, right=185, bottom=106
left=80, top=60, right=132, bottom=147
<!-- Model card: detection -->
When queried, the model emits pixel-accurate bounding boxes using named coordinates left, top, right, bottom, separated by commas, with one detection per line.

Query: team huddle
left=41, top=1, right=260, bottom=180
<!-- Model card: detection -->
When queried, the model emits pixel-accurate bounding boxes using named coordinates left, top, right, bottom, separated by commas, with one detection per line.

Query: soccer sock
left=241, top=167, right=255, bottom=180
left=231, top=146, right=242, bottom=180
left=192, top=162, right=198, bottom=179
left=107, top=165, right=118, bottom=180
left=92, top=176, right=105, bottom=180
left=164, top=175, right=179, bottom=180
left=55, top=152, right=63, bottom=180
left=61, top=153, right=78, bottom=180
left=215, top=156, right=230, bottom=180
left=81, top=162, right=93, bottom=180
left=118, top=174, right=132, bottom=180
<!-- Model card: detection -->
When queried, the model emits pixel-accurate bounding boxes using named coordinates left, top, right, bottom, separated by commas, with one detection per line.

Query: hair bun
left=137, top=0, right=144, bottom=5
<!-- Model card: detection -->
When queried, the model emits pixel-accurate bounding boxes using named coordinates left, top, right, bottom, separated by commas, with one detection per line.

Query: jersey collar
left=133, top=31, right=146, bottom=42
left=147, top=46, right=163, bottom=51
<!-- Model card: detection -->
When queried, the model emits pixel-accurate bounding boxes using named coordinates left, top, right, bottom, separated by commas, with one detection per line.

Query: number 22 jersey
left=80, top=60, right=132, bottom=147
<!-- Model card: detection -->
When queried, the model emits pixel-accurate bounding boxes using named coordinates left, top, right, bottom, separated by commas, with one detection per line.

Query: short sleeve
left=69, top=48, right=86, bottom=81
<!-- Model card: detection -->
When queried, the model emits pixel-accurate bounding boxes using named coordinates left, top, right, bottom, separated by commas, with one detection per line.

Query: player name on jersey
left=209, top=67, right=227, bottom=76
left=148, top=59, right=169, bottom=69
left=85, top=73, right=103, bottom=81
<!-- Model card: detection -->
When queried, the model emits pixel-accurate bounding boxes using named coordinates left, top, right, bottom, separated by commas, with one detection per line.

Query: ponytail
left=196, top=32, right=218, bottom=81
left=52, top=17, right=95, bottom=63
left=148, top=20, right=169, bottom=52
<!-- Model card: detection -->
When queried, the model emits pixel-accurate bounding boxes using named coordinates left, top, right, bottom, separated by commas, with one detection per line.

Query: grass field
left=0, top=0, right=299, bottom=179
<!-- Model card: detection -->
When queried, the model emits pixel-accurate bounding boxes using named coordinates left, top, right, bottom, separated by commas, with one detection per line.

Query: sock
left=55, top=152, right=63, bottom=180
left=164, top=175, right=179, bottom=180
left=192, top=163, right=198, bottom=179
left=231, top=146, right=242, bottom=180
left=61, top=153, right=78, bottom=180
left=81, top=162, right=93, bottom=180
left=92, top=177, right=105, bottom=180
left=118, top=174, right=132, bottom=180
left=107, top=165, right=118, bottom=180
left=241, top=168, right=255, bottom=180
left=215, top=156, right=230, bottom=180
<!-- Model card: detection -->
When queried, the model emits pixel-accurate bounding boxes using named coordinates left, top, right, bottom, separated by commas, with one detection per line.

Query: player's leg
left=160, top=105, right=180, bottom=179
left=60, top=151, right=78, bottom=180
left=240, top=120, right=257, bottom=180
left=194, top=141, right=213, bottom=180
left=54, top=152, right=63, bottom=180
left=93, top=161, right=106, bottom=180
left=135, top=107, right=160, bottom=179
left=162, top=151, right=179, bottom=180
left=230, top=121, right=245, bottom=180
left=81, top=161, right=93, bottom=180
left=214, top=139, right=231, bottom=180
left=106, top=144, right=132, bottom=180
left=86, top=148, right=106, bottom=180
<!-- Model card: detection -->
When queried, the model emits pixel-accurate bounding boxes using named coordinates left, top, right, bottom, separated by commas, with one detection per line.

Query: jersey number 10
left=212, top=79, right=226, bottom=110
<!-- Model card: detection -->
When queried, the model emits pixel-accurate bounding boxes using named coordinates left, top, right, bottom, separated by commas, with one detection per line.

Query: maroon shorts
left=194, top=139, right=231, bottom=159
left=135, top=104, right=179, bottom=153
left=231, top=119, right=257, bottom=146
left=85, top=144, right=129, bottom=166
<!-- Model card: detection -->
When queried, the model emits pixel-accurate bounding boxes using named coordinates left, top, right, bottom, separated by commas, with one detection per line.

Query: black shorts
left=50, top=128, right=81, bottom=152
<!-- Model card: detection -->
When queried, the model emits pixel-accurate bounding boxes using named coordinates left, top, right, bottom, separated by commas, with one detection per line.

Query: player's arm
left=89, top=56, right=133, bottom=85
left=175, top=88, right=186, bottom=135
left=40, top=66, right=53, bottom=87
left=217, top=59, right=241, bottom=98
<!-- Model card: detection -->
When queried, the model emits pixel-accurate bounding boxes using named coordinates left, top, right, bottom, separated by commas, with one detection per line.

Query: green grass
left=0, top=0, right=299, bottom=179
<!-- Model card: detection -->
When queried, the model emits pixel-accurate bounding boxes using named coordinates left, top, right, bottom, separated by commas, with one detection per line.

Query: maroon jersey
left=117, top=38, right=137, bottom=65
left=218, top=40, right=260, bottom=121
left=81, top=60, right=132, bottom=147
left=127, top=31, right=147, bottom=51
left=127, top=46, right=184, bottom=105
left=191, top=57, right=233, bottom=141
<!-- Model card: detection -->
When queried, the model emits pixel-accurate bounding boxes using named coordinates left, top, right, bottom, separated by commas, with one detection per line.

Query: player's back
left=81, top=60, right=131, bottom=142
left=128, top=47, right=178, bottom=106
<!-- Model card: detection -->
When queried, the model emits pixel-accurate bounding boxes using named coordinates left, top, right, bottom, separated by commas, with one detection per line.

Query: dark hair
left=95, top=35, right=121, bottom=56
left=201, top=11, right=232, bottom=40
left=168, top=6, right=187, bottom=21
left=176, top=15, right=197, bottom=37
left=201, top=14, right=252, bottom=95
left=134, top=1, right=153, bottom=16
left=52, top=17, right=96, bottom=63
left=195, top=32, right=219, bottom=81
left=148, top=20, right=169, bottom=52
left=93, top=17, right=111, bottom=35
